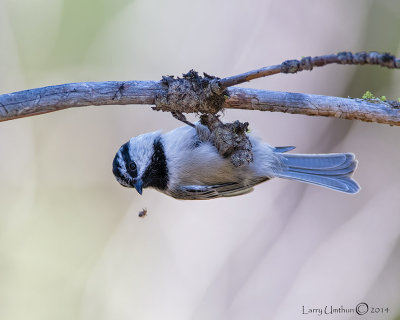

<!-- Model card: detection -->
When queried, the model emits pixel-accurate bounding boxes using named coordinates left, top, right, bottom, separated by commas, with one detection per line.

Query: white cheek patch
left=137, top=161, right=150, bottom=177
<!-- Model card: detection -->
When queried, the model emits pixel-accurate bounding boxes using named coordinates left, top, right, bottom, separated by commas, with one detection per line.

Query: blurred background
left=1, top=0, right=400, bottom=319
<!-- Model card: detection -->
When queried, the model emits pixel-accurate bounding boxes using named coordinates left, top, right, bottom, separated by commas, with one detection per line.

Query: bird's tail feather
left=274, top=153, right=360, bottom=194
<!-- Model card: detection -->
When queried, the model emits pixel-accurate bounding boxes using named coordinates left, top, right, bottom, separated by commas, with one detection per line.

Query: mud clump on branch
left=154, top=70, right=227, bottom=114
left=200, top=114, right=253, bottom=167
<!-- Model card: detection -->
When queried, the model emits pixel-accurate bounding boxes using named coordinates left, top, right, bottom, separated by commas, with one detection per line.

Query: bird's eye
left=127, top=162, right=137, bottom=171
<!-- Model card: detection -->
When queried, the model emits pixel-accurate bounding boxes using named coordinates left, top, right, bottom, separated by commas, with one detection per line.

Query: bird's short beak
left=132, top=179, right=143, bottom=195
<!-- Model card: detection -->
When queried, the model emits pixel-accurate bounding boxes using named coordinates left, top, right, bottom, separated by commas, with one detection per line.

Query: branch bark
left=0, top=80, right=399, bottom=125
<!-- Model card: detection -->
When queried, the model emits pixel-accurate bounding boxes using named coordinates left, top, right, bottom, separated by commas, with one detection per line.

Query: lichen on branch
left=153, top=70, right=227, bottom=114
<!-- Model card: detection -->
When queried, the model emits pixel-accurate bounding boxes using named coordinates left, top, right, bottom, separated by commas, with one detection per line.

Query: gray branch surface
left=1, top=80, right=399, bottom=125
left=0, top=81, right=164, bottom=121
left=226, top=88, right=400, bottom=126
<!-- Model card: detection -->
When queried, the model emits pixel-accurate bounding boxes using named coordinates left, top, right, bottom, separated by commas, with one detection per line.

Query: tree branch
left=1, top=80, right=399, bottom=125
left=1, top=51, right=399, bottom=125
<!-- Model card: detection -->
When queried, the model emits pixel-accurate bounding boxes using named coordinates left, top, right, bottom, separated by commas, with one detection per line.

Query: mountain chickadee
left=112, top=123, right=360, bottom=199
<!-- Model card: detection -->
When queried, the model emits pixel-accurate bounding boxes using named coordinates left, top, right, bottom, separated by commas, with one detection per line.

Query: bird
left=112, top=123, right=360, bottom=200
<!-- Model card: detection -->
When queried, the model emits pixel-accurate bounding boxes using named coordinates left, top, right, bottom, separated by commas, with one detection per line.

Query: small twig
left=217, top=51, right=400, bottom=89
left=171, top=111, right=195, bottom=127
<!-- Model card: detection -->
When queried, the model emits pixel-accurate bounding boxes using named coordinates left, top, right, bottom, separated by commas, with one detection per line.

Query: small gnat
left=138, top=208, right=147, bottom=218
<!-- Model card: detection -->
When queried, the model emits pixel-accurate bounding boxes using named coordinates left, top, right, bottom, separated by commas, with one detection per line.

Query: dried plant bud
left=200, top=114, right=253, bottom=167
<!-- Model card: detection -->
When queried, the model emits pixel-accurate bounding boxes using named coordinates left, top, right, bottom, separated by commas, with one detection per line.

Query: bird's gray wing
left=273, top=146, right=296, bottom=153
left=170, top=178, right=268, bottom=200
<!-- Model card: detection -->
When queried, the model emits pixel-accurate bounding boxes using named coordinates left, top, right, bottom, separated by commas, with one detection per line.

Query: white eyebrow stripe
left=117, top=150, right=126, bottom=168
